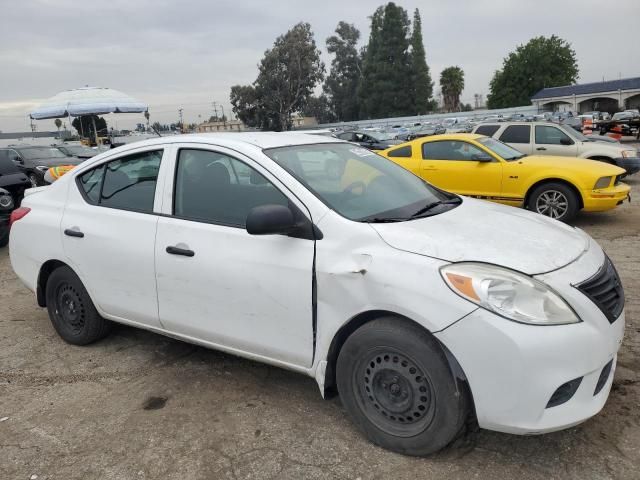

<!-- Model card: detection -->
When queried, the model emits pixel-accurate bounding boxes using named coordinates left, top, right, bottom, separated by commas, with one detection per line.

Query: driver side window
left=422, top=141, right=490, bottom=161
left=535, top=126, right=572, bottom=145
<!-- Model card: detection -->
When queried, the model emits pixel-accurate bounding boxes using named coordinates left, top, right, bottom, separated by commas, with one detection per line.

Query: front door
left=419, top=140, right=503, bottom=199
left=61, top=148, right=165, bottom=328
left=155, top=147, right=315, bottom=368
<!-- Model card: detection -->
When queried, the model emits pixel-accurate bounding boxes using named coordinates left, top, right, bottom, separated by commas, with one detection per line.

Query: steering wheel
left=342, top=181, right=367, bottom=197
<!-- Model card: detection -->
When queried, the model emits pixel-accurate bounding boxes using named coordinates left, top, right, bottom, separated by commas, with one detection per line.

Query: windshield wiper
left=361, top=217, right=408, bottom=223
left=410, top=198, right=462, bottom=218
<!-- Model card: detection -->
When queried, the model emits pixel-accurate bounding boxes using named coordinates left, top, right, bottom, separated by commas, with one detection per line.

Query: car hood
left=519, top=155, right=626, bottom=176
left=369, top=197, right=589, bottom=275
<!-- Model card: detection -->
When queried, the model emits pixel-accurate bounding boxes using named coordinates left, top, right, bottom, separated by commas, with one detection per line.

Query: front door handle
left=166, top=246, right=195, bottom=257
left=64, top=228, right=84, bottom=238
left=536, top=147, right=547, bottom=151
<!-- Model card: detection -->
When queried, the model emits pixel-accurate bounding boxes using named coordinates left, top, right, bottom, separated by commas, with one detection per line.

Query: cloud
left=1, top=0, right=639, bottom=131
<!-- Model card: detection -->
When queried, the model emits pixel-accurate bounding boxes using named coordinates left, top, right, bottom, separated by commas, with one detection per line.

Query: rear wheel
left=527, top=182, right=579, bottom=222
left=336, top=317, right=469, bottom=456
left=45, top=266, right=111, bottom=345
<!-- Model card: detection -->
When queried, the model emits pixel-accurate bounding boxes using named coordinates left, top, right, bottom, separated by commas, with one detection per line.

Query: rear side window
left=387, top=145, right=412, bottom=158
left=77, top=150, right=163, bottom=213
left=499, top=125, right=530, bottom=144
left=474, top=125, right=500, bottom=137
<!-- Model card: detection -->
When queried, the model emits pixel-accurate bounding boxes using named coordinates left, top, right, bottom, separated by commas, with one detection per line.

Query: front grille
left=576, top=257, right=625, bottom=323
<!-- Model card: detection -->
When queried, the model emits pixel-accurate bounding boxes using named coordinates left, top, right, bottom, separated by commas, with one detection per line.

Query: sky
left=1, top=0, right=639, bottom=132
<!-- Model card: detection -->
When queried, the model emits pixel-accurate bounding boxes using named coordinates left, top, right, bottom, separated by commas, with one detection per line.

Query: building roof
left=531, top=77, right=640, bottom=100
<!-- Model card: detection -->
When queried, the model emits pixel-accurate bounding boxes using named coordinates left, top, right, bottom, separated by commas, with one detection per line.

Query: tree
left=359, top=3, right=413, bottom=119
left=71, top=115, right=107, bottom=138
left=440, top=66, right=465, bottom=112
left=230, top=23, right=324, bottom=131
left=302, top=95, right=336, bottom=124
left=486, top=35, right=579, bottom=109
left=409, top=9, right=434, bottom=114
left=54, top=118, right=62, bottom=133
left=144, top=110, right=150, bottom=129
left=324, top=22, right=362, bottom=122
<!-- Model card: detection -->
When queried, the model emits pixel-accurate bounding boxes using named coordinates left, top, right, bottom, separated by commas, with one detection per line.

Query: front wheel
left=527, top=182, right=579, bottom=222
left=336, top=318, right=470, bottom=456
left=45, top=266, right=111, bottom=345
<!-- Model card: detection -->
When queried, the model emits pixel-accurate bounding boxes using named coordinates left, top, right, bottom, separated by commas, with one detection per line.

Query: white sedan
left=9, top=133, right=625, bottom=455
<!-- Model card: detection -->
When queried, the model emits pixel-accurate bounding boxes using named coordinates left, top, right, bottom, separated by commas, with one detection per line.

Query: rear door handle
left=64, top=228, right=84, bottom=238
left=166, top=246, right=195, bottom=257
left=536, top=147, right=547, bottom=151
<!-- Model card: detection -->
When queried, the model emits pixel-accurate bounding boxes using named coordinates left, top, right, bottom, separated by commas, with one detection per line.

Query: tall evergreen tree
left=359, top=3, right=413, bottom=119
left=324, top=22, right=362, bottom=122
left=440, top=66, right=465, bottom=112
left=409, top=8, right=434, bottom=114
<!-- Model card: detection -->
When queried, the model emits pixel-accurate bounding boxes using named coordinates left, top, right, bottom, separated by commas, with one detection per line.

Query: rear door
left=61, top=147, right=166, bottom=328
left=420, top=140, right=503, bottom=198
left=533, top=125, right=579, bottom=157
left=497, top=124, right=533, bottom=155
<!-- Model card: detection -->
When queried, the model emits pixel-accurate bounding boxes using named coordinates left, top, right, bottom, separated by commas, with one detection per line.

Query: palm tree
left=54, top=118, right=62, bottom=135
left=144, top=111, right=150, bottom=130
left=440, top=66, right=465, bottom=112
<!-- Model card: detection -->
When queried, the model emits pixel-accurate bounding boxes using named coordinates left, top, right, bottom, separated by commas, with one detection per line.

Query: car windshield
left=19, top=147, right=67, bottom=160
left=477, top=137, right=526, bottom=161
left=264, top=143, right=457, bottom=222
left=64, top=146, right=98, bottom=156
left=367, top=131, right=394, bottom=141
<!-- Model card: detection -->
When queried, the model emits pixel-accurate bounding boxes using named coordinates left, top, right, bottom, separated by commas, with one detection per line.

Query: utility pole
left=212, top=101, right=218, bottom=122
left=178, top=108, right=184, bottom=132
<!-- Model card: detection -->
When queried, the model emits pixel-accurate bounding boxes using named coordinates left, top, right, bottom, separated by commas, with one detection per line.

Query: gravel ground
left=1, top=175, right=639, bottom=480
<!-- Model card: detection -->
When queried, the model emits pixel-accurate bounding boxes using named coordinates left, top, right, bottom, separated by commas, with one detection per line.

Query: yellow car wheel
left=527, top=182, right=579, bottom=223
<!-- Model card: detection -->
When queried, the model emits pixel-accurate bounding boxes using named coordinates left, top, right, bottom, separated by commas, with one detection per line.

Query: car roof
left=418, top=133, right=485, bottom=142
left=108, top=132, right=343, bottom=152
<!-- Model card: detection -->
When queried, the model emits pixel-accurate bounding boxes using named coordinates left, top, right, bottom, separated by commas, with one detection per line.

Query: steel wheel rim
left=54, top=283, right=85, bottom=335
left=535, top=190, right=569, bottom=219
left=353, top=349, right=436, bottom=437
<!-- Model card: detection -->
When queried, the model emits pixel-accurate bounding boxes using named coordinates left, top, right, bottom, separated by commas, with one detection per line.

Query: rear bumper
left=613, top=156, right=640, bottom=175
left=583, top=183, right=631, bottom=212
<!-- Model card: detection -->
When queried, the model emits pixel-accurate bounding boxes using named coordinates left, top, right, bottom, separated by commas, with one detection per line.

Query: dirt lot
left=1, top=176, right=639, bottom=480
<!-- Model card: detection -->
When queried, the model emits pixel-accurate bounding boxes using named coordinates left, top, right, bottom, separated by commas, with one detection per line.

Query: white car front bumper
left=435, top=237, right=625, bottom=435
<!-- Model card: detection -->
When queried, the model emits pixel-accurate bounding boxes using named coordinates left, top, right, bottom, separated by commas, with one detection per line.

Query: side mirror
left=560, top=138, right=573, bottom=146
left=246, top=204, right=296, bottom=236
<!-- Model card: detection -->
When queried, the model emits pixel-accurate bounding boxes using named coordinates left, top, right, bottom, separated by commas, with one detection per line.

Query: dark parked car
left=335, top=131, right=402, bottom=150
left=0, top=151, right=31, bottom=247
left=56, top=144, right=101, bottom=159
left=0, top=146, right=82, bottom=187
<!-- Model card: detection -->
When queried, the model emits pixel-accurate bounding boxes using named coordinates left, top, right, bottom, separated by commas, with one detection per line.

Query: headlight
left=440, top=263, right=580, bottom=325
left=594, top=176, right=612, bottom=189
left=0, top=194, right=14, bottom=210
left=35, top=165, right=50, bottom=172
left=621, top=150, right=637, bottom=158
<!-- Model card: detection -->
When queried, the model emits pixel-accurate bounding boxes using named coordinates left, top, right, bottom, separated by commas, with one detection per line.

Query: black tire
left=0, top=227, right=8, bottom=248
left=45, top=266, right=111, bottom=345
left=336, top=317, right=469, bottom=456
left=527, top=182, right=579, bottom=223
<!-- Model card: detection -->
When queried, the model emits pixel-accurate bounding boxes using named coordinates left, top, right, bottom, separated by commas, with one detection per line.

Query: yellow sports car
left=379, top=133, right=630, bottom=222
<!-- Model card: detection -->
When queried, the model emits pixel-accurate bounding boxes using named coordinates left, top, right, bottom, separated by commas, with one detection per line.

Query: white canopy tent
left=29, top=86, right=148, bottom=143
